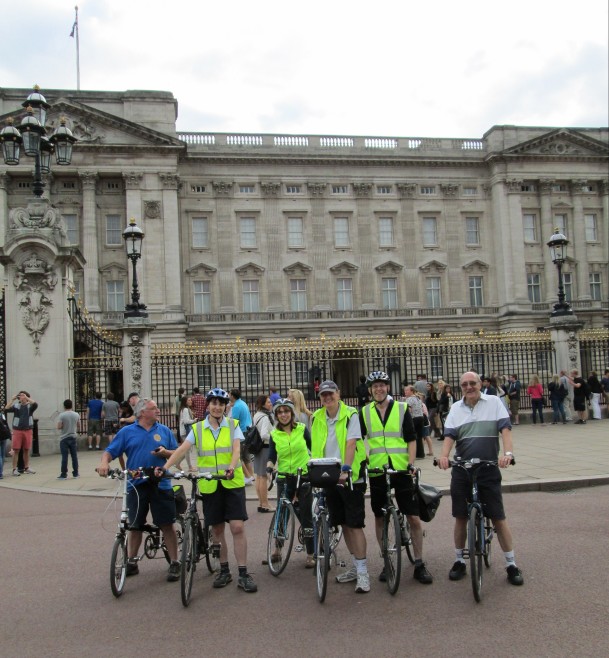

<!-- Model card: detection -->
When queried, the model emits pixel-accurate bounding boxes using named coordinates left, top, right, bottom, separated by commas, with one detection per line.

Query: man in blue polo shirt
left=438, top=371, right=524, bottom=587
left=97, top=398, right=180, bottom=582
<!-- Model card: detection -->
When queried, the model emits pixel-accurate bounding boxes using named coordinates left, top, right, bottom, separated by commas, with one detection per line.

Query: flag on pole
left=70, top=6, right=78, bottom=37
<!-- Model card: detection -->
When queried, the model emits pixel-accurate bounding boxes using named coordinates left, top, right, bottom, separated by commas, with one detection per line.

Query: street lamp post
left=122, top=218, right=148, bottom=318
left=0, top=86, right=76, bottom=196
left=547, top=228, right=573, bottom=317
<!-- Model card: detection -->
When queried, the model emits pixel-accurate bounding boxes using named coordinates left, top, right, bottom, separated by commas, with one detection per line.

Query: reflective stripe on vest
left=192, top=419, right=244, bottom=492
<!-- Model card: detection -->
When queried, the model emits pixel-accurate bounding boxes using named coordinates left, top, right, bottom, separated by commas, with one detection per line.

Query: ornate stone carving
left=599, top=179, right=609, bottom=195
left=440, top=183, right=459, bottom=197
left=567, top=331, right=579, bottom=367
left=129, top=333, right=143, bottom=394
left=352, top=183, right=372, bottom=197
left=505, top=179, right=523, bottom=193
left=212, top=181, right=233, bottom=196
left=570, top=179, right=589, bottom=194
left=9, top=201, right=67, bottom=240
left=539, top=178, right=555, bottom=194
left=13, top=252, right=58, bottom=354
left=159, top=173, right=180, bottom=189
left=307, top=182, right=327, bottom=196
left=539, top=141, right=581, bottom=155
left=79, top=171, right=98, bottom=189
left=396, top=183, right=417, bottom=198
left=48, top=114, right=105, bottom=144
left=144, top=200, right=161, bottom=219
left=419, top=260, right=446, bottom=273
left=123, top=172, right=144, bottom=189
left=260, top=181, right=281, bottom=196
left=0, top=173, right=9, bottom=191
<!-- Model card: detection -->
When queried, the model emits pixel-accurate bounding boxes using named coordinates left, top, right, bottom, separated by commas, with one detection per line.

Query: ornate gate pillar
left=548, top=315, right=584, bottom=375
left=0, top=197, right=85, bottom=453
left=121, top=320, right=155, bottom=398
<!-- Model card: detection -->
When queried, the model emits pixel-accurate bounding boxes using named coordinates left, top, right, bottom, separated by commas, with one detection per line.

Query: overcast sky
left=2, top=0, right=608, bottom=138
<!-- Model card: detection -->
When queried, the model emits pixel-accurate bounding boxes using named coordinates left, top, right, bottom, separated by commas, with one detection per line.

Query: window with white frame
left=106, top=215, right=122, bottom=245
left=191, top=184, right=206, bottom=193
left=426, top=277, right=441, bottom=308
left=106, top=280, right=124, bottom=311
left=332, top=185, right=349, bottom=194
left=337, top=278, right=353, bottom=310
left=63, top=214, right=78, bottom=245
left=290, top=278, right=307, bottom=311
left=382, top=277, right=397, bottom=309
left=72, top=280, right=81, bottom=303
left=334, top=217, right=350, bottom=247
left=589, top=273, right=602, bottom=301
left=422, top=217, right=437, bottom=246
left=430, top=355, right=444, bottom=380
left=287, top=216, right=304, bottom=248
left=240, top=217, right=257, bottom=248
left=465, top=217, right=480, bottom=245
left=378, top=217, right=394, bottom=247
left=376, top=185, right=392, bottom=195
left=194, top=280, right=211, bottom=314
left=554, top=213, right=568, bottom=237
left=239, top=184, right=255, bottom=193
left=420, top=186, right=436, bottom=195
left=294, top=361, right=309, bottom=385
left=521, top=183, right=536, bottom=192
left=192, top=216, right=209, bottom=248
left=197, top=365, right=212, bottom=390
left=463, top=186, right=478, bottom=196
left=286, top=185, right=301, bottom=194
left=584, top=214, right=598, bottom=241
left=242, top=280, right=259, bottom=312
left=246, top=363, right=261, bottom=387
left=527, top=273, right=541, bottom=302
left=469, top=276, right=484, bottom=307
left=563, top=272, right=573, bottom=302
left=523, top=213, right=538, bottom=242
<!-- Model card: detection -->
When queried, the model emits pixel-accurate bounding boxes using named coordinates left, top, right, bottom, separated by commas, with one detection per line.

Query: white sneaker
left=355, top=572, right=370, bottom=593
left=335, top=566, right=357, bottom=583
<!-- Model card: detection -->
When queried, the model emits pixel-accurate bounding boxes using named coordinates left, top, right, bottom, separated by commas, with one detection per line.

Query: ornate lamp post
left=547, top=228, right=573, bottom=317
left=0, top=86, right=77, bottom=197
left=122, top=218, right=148, bottom=318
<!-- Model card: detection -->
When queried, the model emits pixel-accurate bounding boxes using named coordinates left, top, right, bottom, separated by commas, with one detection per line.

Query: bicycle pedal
left=294, top=544, right=304, bottom=552
left=338, top=560, right=346, bottom=568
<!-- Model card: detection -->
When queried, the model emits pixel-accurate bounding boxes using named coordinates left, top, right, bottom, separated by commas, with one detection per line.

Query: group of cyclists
left=97, top=369, right=523, bottom=595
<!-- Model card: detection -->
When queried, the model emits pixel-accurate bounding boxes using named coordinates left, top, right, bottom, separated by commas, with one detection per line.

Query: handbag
left=416, top=480, right=442, bottom=522
left=541, top=396, right=548, bottom=407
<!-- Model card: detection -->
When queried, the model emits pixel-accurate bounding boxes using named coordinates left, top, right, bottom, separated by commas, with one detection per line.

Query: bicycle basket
left=173, top=484, right=187, bottom=515
left=416, top=481, right=442, bottom=522
left=307, top=458, right=341, bottom=488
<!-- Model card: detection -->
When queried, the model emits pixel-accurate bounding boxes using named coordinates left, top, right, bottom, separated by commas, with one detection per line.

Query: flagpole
left=75, top=6, right=80, bottom=91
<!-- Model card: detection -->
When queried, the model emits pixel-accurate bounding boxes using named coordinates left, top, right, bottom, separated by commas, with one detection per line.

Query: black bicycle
left=173, top=471, right=226, bottom=607
left=105, top=468, right=183, bottom=598
left=367, top=465, right=416, bottom=595
left=438, top=457, right=514, bottom=602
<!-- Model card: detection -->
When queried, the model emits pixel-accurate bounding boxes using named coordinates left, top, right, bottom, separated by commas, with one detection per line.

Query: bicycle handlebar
left=171, top=471, right=228, bottom=481
left=433, top=456, right=515, bottom=467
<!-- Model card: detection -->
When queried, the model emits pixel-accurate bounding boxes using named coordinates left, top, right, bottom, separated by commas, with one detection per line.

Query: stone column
left=260, top=181, right=282, bottom=310
left=571, top=180, right=590, bottom=300
left=123, top=172, right=144, bottom=302
left=540, top=179, right=557, bottom=302
left=79, top=171, right=100, bottom=310
left=158, top=173, right=183, bottom=316
left=121, top=320, right=156, bottom=399
left=213, top=181, right=235, bottom=312
left=548, top=315, right=583, bottom=375
left=0, top=173, right=8, bottom=281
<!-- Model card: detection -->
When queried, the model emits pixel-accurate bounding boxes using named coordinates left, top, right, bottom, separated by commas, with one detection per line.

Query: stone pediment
left=0, top=99, right=183, bottom=149
left=283, top=261, right=312, bottom=275
left=462, top=259, right=489, bottom=273
left=503, top=129, right=609, bottom=157
left=99, top=261, right=128, bottom=278
left=329, top=261, right=359, bottom=275
left=375, top=260, right=403, bottom=274
left=186, top=262, right=217, bottom=276
left=235, top=262, right=265, bottom=276
left=419, top=259, right=446, bottom=273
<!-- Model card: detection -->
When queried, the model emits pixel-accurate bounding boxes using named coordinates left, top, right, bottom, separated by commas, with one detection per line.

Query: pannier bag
left=307, top=458, right=342, bottom=488
left=416, top=480, right=442, bottom=522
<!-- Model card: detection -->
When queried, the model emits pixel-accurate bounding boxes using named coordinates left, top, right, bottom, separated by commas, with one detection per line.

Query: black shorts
left=369, top=473, right=420, bottom=518
left=573, top=398, right=586, bottom=411
left=127, top=482, right=176, bottom=529
left=201, top=485, right=248, bottom=525
left=450, top=466, right=505, bottom=520
left=325, top=482, right=367, bottom=528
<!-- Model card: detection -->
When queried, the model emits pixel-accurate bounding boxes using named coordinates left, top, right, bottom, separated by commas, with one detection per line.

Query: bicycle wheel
left=180, top=519, right=197, bottom=607
left=203, top=524, right=220, bottom=573
left=483, top=517, right=493, bottom=568
left=315, top=515, right=330, bottom=603
left=110, top=534, right=127, bottom=598
left=468, top=506, right=483, bottom=602
left=383, top=508, right=402, bottom=595
left=267, top=501, right=296, bottom=576
left=400, top=513, right=415, bottom=565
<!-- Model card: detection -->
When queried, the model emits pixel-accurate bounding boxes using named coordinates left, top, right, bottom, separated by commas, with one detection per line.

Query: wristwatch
left=504, top=451, right=514, bottom=457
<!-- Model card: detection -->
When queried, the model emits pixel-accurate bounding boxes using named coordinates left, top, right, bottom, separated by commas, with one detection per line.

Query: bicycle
left=437, top=457, right=514, bottom=602
left=105, top=467, right=184, bottom=598
left=367, top=465, right=417, bottom=595
left=173, top=471, right=227, bottom=607
left=265, top=469, right=301, bottom=576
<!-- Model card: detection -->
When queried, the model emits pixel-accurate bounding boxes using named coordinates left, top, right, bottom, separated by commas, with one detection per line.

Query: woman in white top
left=253, top=395, right=275, bottom=512
left=287, top=388, right=312, bottom=431
left=178, top=395, right=196, bottom=472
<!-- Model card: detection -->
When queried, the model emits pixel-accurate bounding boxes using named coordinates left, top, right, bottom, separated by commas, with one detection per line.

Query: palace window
left=554, top=214, right=568, bottom=237
left=426, top=277, right=441, bottom=308
left=106, top=215, right=122, bottom=245
left=589, top=273, right=602, bottom=301
left=584, top=214, right=598, bottom=242
left=422, top=217, right=438, bottom=246
left=194, top=281, right=211, bottom=314
left=192, top=217, right=209, bottom=248
left=240, top=217, right=257, bottom=248
left=469, top=276, right=484, bottom=307
left=63, top=214, right=78, bottom=245
left=523, top=213, right=538, bottom=242
left=290, top=279, right=307, bottom=311
left=337, top=278, right=353, bottom=310
left=242, top=280, right=259, bottom=312
left=465, top=217, right=480, bottom=245
left=527, top=273, right=541, bottom=302
left=106, top=280, right=124, bottom=311
left=378, top=217, right=394, bottom=247
left=382, top=278, right=398, bottom=309
left=334, top=217, right=350, bottom=248
left=287, top=216, right=304, bottom=248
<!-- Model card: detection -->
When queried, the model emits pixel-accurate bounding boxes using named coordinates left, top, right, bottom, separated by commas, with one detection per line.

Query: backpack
left=243, top=417, right=264, bottom=455
left=558, top=383, right=568, bottom=400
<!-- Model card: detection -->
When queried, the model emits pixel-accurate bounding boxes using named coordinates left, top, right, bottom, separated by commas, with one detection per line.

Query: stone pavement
left=1, top=418, right=608, bottom=498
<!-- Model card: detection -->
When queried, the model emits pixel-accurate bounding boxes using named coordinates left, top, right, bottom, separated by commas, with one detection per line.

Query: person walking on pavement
left=438, top=371, right=524, bottom=587
left=56, top=399, right=80, bottom=479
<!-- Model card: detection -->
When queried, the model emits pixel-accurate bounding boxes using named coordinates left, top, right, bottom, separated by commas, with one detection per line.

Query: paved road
left=2, top=485, right=608, bottom=658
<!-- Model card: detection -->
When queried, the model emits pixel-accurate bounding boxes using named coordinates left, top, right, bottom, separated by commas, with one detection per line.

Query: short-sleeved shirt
left=58, top=410, right=80, bottom=438
left=321, top=409, right=362, bottom=461
left=230, top=398, right=252, bottom=432
left=8, top=402, right=38, bottom=430
left=443, top=393, right=511, bottom=461
left=105, top=421, right=178, bottom=490
left=185, top=416, right=245, bottom=445
left=87, top=399, right=104, bottom=420
left=191, top=394, right=207, bottom=420
left=102, top=400, right=120, bottom=421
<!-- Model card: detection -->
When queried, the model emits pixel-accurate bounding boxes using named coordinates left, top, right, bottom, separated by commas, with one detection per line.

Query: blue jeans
left=551, top=398, right=566, bottom=423
left=531, top=399, right=544, bottom=424
left=0, top=439, right=6, bottom=477
left=60, top=436, right=79, bottom=476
